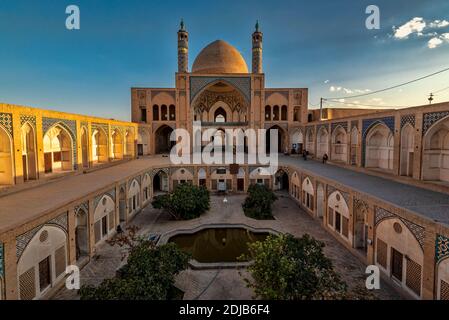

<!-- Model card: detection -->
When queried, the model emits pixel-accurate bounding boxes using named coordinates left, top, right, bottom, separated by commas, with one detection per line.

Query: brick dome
left=192, top=40, right=248, bottom=74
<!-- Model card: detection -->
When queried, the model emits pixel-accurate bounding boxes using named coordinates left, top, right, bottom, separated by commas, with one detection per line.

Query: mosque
left=1, top=22, right=449, bottom=300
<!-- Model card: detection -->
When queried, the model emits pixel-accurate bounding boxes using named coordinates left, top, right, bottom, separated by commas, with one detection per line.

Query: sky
left=1, top=0, right=449, bottom=121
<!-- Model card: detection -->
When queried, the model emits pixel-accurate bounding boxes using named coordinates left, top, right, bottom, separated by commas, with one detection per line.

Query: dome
left=192, top=40, right=249, bottom=74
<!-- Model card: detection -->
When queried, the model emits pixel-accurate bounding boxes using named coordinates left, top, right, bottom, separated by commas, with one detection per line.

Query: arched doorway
left=138, top=129, right=149, bottom=156
left=124, top=130, right=134, bottom=157
left=354, top=201, right=369, bottom=254
left=266, top=125, right=284, bottom=153
left=21, top=123, right=37, bottom=181
left=365, top=123, right=394, bottom=170
left=92, top=128, right=108, bottom=164
left=422, top=116, right=449, bottom=182
left=128, top=179, right=140, bottom=216
left=43, top=125, right=73, bottom=174
left=331, top=126, right=347, bottom=162
left=75, top=208, right=88, bottom=260
left=317, top=127, right=329, bottom=159
left=93, top=195, right=115, bottom=244
left=0, top=126, right=13, bottom=185
left=302, top=177, right=314, bottom=212
left=155, top=125, right=174, bottom=154
left=317, top=184, right=324, bottom=219
left=274, top=169, right=289, bottom=191
left=119, top=187, right=126, bottom=223
left=153, top=171, right=169, bottom=193
left=306, top=129, right=314, bottom=154
left=111, top=129, right=123, bottom=160
left=291, top=130, right=304, bottom=154
left=350, top=127, right=359, bottom=165
left=17, top=226, right=67, bottom=300
left=327, top=191, right=350, bottom=242
left=214, top=107, right=227, bottom=123
left=80, top=127, right=89, bottom=168
left=291, top=172, right=300, bottom=200
left=375, top=218, right=423, bottom=298
left=400, top=124, right=415, bottom=177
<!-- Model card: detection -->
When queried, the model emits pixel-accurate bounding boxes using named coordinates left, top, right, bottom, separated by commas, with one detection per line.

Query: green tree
left=152, top=183, right=210, bottom=220
left=79, top=241, right=190, bottom=300
left=242, top=184, right=277, bottom=219
left=241, top=233, right=347, bottom=300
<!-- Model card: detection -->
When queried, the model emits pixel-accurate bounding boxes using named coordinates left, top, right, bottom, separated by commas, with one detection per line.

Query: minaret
left=177, top=19, right=189, bottom=73
left=252, top=20, right=263, bottom=73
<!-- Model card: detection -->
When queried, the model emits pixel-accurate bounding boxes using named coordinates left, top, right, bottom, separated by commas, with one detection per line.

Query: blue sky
left=1, top=0, right=449, bottom=121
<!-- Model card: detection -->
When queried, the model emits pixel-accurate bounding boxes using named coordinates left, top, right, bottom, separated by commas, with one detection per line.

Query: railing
left=200, top=122, right=248, bottom=127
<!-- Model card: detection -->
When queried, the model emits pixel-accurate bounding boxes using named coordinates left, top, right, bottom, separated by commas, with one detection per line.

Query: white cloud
left=429, top=20, right=449, bottom=28
left=429, top=37, right=444, bottom=48
left=442, top=33, right=449, bottom=40
left=324, top=80, right=330, bottom=84
left=394, top=17, right=426, bottom=39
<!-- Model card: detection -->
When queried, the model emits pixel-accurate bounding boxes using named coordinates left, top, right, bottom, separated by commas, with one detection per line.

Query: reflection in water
left=168, top=228, right=269, bottom=263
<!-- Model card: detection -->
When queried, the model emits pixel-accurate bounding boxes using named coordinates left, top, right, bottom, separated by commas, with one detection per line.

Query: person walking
left=302, top=149, right=308, bottom=161
left=322, top=153, right=328, bottom=164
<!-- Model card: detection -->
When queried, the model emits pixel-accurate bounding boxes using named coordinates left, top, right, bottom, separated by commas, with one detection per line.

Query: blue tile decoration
left=375, top=207, right=425, bottom=250
left=93, top=188, right=116, bottom=210
left=20, top=115, right=36, bottom=128
left=75, top=202, right=89, bottom=215
left=436, top=234, right=449, bottom=264
left=190, top=76, right=251, bottom=103
left=317, top=123, right=329, bottom=133
left=361, top=117, right=395, bottom=166
left=422, top=111, right=449, bottom=136
left=331, top=121, right=348, bottom=133
left=400, top=114, right=415, bottom=129
left=42, top=117, right=78, bottom=170
left=327, top=185, right=350, bottom=204
left=16, top=212, right=68, bottom=261
left=92, top=122, right=109, bottom=134
left=0, top=113, right=13, bottom=136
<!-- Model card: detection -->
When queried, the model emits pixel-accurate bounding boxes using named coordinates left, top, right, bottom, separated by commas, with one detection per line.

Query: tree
left=241, top=233, right=347, bottom=300
left=152, top=183, right=210, bottom=220
left=242, top=184, right=277, bottom=219
left=79, top=241, right=190, bottom=300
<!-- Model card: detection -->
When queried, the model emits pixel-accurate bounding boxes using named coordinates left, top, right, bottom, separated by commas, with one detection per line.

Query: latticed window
left=376, top=238, right=388, bottom=269
left=406, top=258, right=422, bottom=297
left=440, top=280, right=449, bottom=300
left=54, top=246, right=66, bottom=278
left=19, top=267, right=36, bottom=300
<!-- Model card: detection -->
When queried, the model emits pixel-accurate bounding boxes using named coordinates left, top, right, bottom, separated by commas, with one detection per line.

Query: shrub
left=242, top=184, right=277, bottom=219
left=241, top=234, right=347, bottom=300
left=152, top=183, right=210, bottom=220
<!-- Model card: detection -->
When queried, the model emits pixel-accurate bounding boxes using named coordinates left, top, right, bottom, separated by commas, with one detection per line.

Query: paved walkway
left=2, top=155, right=448, bottom=235
left=52, top=194, right=400, bottom=300
left=280, top=155, right=449, bottom=225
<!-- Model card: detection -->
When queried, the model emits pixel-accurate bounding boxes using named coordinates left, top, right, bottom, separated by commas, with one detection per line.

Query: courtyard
left=52, top=193, right=400, bottom=300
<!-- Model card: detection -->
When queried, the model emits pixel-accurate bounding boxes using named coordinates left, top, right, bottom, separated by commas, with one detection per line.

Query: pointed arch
left=400, top=124, right=415, bottom=177
left=365, top=122, right=394, bottom=170
left=43, top=124, right=74, bottom=173
left=0, top=125, right=14, bottom=185
left=331, top=125, right=347, bottom=162
left=92, top=127, right=108, bottom=164
left=21, top=122, right=37, bottom=181
left=422, top=115, right=449, bottom=182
